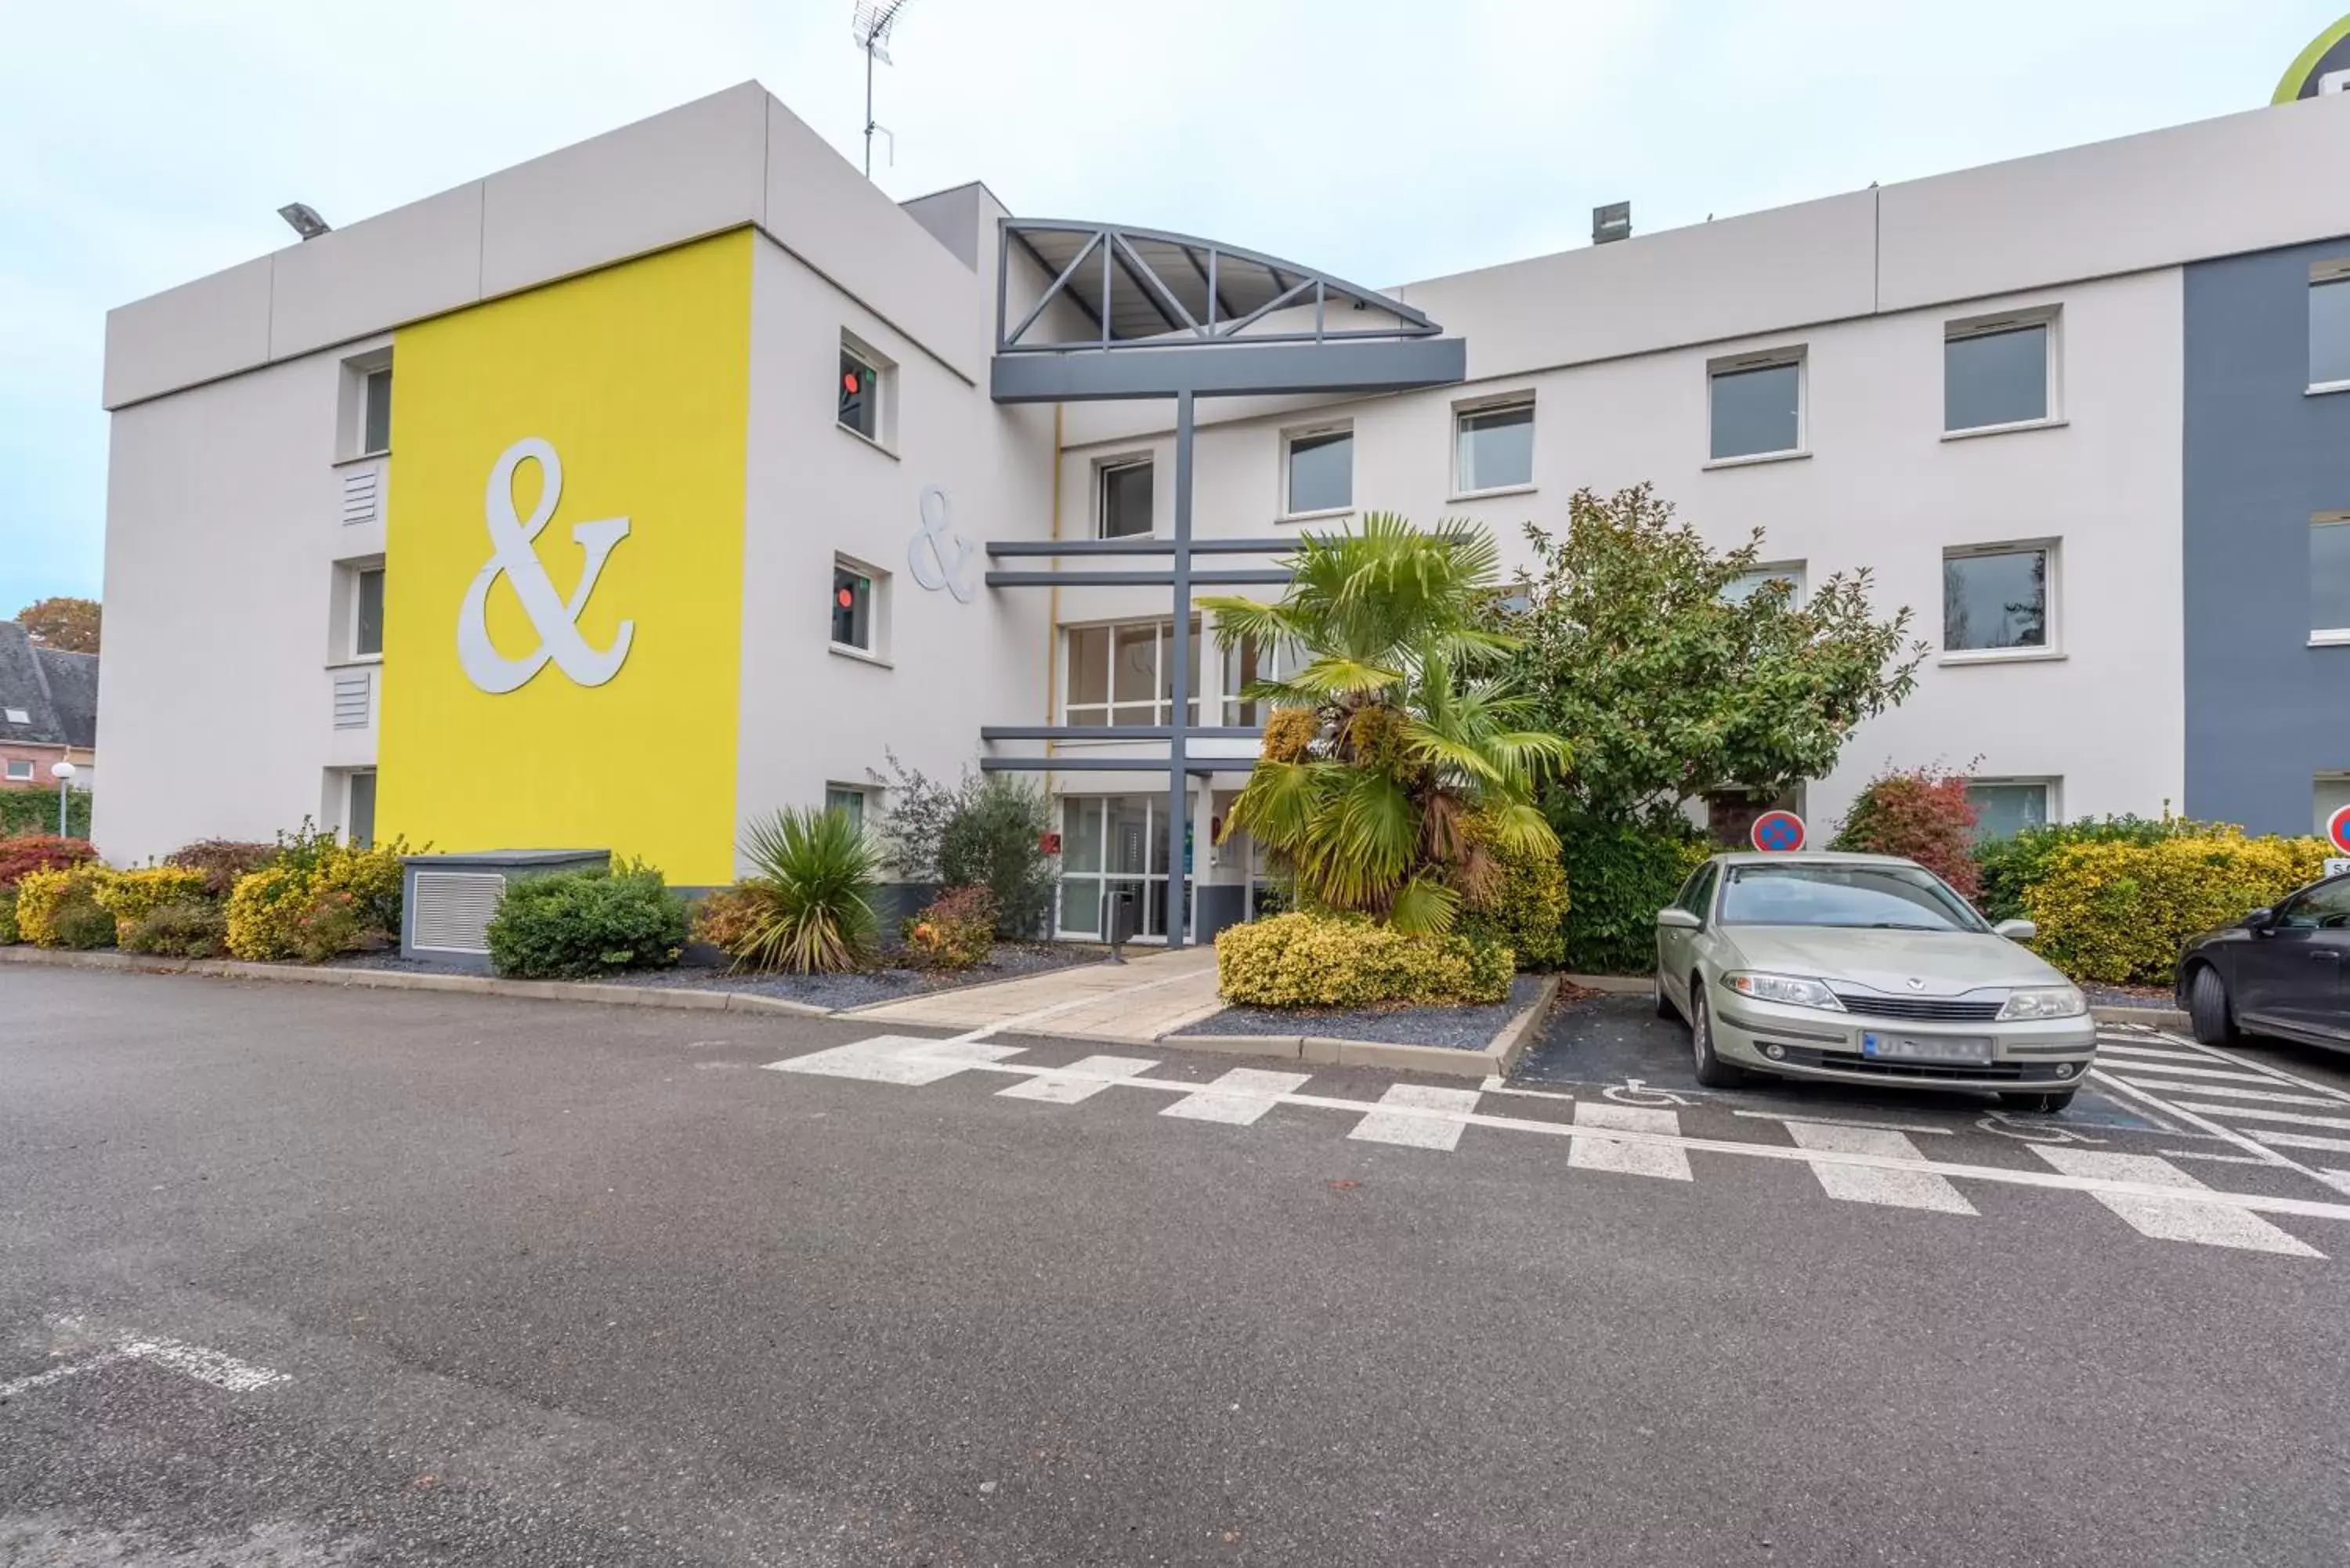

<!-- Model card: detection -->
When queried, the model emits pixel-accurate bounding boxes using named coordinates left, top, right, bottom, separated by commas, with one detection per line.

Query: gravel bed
left=2084, top=983, right=2178, bottom=1011
left=329, top=942, right=1104, bottom=1010
left=1173, top=974, right=1547, bottom=1051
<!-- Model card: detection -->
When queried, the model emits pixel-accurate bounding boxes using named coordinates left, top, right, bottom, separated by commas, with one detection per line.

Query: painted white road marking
left=1162, top=1068, right=1314, bottom=1125
left=2032, top=1148, right=2323, bottom=1256
left=996, top=1053, right=1160, bottom=1104
left=1784, top=1122, right=1976, bottom=1213
left=2110, top=1081, right=2345, bottom=1108
left=765, top=1035, right=1025, bottom=1086
left=2095, top=1060, right=2284, bottom=1085
left=2253, top=1129, right=2350, bottom=1154
left=1348, top=1085, right=1483, bottom=1151
left=0, top=1352, right=125, bottom=1400
left=1734, top=1109, right=1954, bottom=1136
left=2094, top=1043, right=2218, bottom=1064
left=2161, top=1104, right=2350, bottom=1133
left=1569, top=1103, right=1692, bottom=1181
left=0, top=1331, right=286, bottom=1400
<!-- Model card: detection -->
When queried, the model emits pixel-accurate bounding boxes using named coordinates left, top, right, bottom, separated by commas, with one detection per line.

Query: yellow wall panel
left=379, top=231, right=750, bottom=884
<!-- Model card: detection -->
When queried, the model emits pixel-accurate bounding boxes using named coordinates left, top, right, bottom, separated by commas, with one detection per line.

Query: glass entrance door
left=1056, top=793, right=1192, bottom=942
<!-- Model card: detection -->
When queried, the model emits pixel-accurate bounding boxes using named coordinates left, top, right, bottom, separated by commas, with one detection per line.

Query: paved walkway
left=848, top=946, right=1224, bottom=1042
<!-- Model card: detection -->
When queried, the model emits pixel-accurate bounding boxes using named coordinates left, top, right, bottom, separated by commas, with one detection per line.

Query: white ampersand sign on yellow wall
left=457, top=438, right=635, bottom=694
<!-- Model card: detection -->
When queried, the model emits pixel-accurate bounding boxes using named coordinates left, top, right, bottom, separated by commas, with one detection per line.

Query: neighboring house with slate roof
left=0, top=620, right=99, bottom=793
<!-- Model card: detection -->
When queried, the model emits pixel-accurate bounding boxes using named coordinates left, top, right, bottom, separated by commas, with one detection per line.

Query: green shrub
left=121, top=899, right=229, bottom=958
left=2026, top=831, right=2332, bottom=986
left=93, top=865, right=214, bottom=942
left=16, top=865, right=115, bottom=948
left=731, top=807, right=883, bottom=973
left=0, top=885, right=16, bottom=944
left=902, top=886, right=999, bottom=970
left=224, top=864, right=313, bottom=961
left=1830, top=767, right=1981, bottom=901
left=1216, top=911, right=1513, bottom=1007
left=486, top=860, right=688, bottom=979
left=164, top=839, right=276, bottom=899
left=880, top=759, right=1057, bottom=938
left=310, top=840, right=407, bottom=933
left=1552, top=812, right=1711, bottom=975
left=1973, top=815, right=2188, bottom=922
left=0, top=833, right=96, bottom=887
left=0, top=786, right=90, bottom=840
left=1459, top=813, right=1570, bottom=970
left=222, top=836, right=409, bottom=963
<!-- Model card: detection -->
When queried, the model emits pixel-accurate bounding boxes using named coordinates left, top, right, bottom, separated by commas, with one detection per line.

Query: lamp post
left=49, top=760, right=75, bottom=837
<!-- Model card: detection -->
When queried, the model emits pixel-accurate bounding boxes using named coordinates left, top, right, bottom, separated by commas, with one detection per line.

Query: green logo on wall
left=2275, top=14, right=2350, bottom=103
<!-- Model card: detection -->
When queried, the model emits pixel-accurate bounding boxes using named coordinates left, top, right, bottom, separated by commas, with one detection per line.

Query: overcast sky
left=1, top=0, right=2338, bottom=616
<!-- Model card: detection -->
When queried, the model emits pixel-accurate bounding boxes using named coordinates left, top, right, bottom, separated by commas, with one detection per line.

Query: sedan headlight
left=1724, top=972, right=1845, bottom=1011
left=1999, top=985, right=2087, bottom=1021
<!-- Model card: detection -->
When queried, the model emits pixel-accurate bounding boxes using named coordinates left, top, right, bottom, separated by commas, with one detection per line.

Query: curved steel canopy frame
left=985, top=218, right=1467, bottom=947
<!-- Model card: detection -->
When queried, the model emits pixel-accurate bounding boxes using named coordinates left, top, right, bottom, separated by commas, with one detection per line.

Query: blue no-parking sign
left=1751, top=810, right=1806, bottom=853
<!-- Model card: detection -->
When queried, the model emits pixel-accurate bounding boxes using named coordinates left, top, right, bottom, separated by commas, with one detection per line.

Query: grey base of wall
left=0, top=947, right=1556, bottom=1079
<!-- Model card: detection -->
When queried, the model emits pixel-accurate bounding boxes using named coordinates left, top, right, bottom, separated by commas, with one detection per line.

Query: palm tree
left=1200, top=513, right=1567, bottom=935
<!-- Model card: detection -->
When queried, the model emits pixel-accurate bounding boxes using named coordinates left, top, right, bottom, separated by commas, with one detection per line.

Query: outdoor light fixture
left=277, top=203, right=331, bottom=241
left=49, top=759, right=75, bottom=837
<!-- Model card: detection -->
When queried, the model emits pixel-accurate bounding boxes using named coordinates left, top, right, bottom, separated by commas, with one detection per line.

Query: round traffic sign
left=1751, top=810, right=1806, bottom=853
left=2326, top=804, right=2350, bottom=856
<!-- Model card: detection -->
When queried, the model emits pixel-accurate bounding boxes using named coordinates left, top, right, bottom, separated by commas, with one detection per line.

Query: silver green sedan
left=1654, top=852, right=2095, bottom=1111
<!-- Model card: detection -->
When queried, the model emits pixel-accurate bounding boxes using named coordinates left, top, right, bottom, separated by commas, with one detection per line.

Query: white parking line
left=2032, top=1148, right=2323, bottom=1256
left=1348, top=1085, right=1483, bottom=1150
left=2161, top=1103, right=2350, bottom=1133
left=2095, top=1043, right=2218, bottom=1064
left=995, top=1054, right=1160, bottom=1104
left=1732, top=1110, right=1954, bottom=1136
left=1568, top=1104, right=1692, bottom=1181
left=767, top=1035, right=1023, bottom=1086
left=1162, top=1068, right=1314, bottom=1125
left=2105, top=1081, right=2345, bottom=1108
left=2095, top=1060, right=2287, bottom=1085
left=1784, top=1122, right=1976, bottom=1214
left=2253, top=1129, right=2350, bottom=1154
left=0, top=1328, right=287, bottom=1400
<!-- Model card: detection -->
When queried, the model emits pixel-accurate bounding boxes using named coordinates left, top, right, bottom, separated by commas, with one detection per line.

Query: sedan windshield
left=1719, top=863, right=1986, bottom=933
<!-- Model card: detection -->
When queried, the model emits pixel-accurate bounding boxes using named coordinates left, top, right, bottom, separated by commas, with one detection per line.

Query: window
left=1055, top=792, right=1192, bottom=941
left=1220, top=635, right=1297, bottom=726
left=1719, top=862, right=1985, bottom=932
left=1943, top=543, right=2052, bottom=656
left=4, top=760, right=31, bottom=782
left=1945, top=315, right=2052, bottom=432
left=360, top=369, right=393, bottom=456
left=1721, top=562, right=1806, bottom=605
left=1284, top=427, right=1353, bottom=516
left=1099, top=459, right=1154, bottom=540
left=1675, top=862, right=1719, bottom=921
left=346, top=771, right=377, bottom=849
left=838, top=338, right=886, bottom=443
left=2, top=707, right=27, bottom=724
left=1966, top=779, right=2053, bottom=842
left=1063, top=620, right=1200, bottom=727
left=824, top=786, right=869, bottom=832
left=1708, top=351, right=1802, bottom=461
left=1455, top=400, right=1534, bottom=493
left=831, top=562, right=876, bottom=652
left=2311, top=267, right=2350, bottom=389
left=2277, top=878, right=2350, bottom=930
left=353, top=566, right=385, bottom=659
left=2312, top=515, right=2350, bottom=639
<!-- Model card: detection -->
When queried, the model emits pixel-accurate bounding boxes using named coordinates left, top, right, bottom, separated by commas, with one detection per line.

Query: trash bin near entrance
left=1108, top=888, right=1138, bottom=963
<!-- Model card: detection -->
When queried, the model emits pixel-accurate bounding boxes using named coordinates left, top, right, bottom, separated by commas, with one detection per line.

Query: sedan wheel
left=2187, top=966, right=2240, bottom=1047
left=1688, top=985, right=1748, bottom=1089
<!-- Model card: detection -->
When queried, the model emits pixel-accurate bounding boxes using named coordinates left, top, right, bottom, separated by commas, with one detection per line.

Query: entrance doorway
left=1056, top=793, right=1194, bottom=943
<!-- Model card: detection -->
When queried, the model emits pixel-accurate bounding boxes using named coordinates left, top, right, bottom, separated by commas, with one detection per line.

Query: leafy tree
left=1201, top=514, right=1567, bottom=936
left=15, top=596, right=100, bottom=653
left=1503, top=485, right=1924, bottom=830
left=1829, top=766, right=1982, bottom=901
left=877, top=755, right=1055, bottom=938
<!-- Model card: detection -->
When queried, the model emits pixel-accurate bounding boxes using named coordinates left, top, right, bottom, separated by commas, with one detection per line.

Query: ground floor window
left=824, top=784, right=869, bottom=832
left=345, top=770, right=378, bottom=848
left=1057, top=793, right=1192, bottom=942
left=3, top=759, right=30, bottom=782
left=1966, top=778, right=2052, bottom=842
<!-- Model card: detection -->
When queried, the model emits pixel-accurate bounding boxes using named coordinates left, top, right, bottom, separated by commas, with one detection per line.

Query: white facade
left=92, top=81, right=2350, bottom=916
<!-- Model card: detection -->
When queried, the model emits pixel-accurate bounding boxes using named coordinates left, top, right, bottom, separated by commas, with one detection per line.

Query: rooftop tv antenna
left=852, top=0, right=914, bottom=179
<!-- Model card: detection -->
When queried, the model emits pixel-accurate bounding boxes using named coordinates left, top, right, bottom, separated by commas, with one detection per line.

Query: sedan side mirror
left=2243, top=907, right=2276, bottom=932
left=1993, top=918, right=2037, bottom=941
left=1657, top=907, right=1702, bottom=930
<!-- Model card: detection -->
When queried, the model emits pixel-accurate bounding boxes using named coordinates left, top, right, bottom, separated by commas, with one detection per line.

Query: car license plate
left=1861, top=1032, right=1994, bottom=1065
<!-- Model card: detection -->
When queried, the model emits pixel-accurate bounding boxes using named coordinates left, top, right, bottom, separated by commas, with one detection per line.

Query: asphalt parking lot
left=6, top=966, right=2350, bottom=1566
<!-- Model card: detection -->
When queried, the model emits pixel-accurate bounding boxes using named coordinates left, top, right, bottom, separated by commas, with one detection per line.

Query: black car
left=2177, top=874, right=2350, bottom=1050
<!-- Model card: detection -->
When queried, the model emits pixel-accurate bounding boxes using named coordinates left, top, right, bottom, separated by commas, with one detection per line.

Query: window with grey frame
left=839, top=345, right=881, bottom=441
left=1285, top=428, right=1353, bottom=515
left=1063, top=620, right=1200, bottom=728
left=832, top=564, right=875, bottom=652
left=823, top=785, right=869, bottom=831
left=360, top=368, right=393, bottom=456
left=354, top=566, right=385, bottom=659
left=1708, top=355, right=1802, bottom=460
left=1098, top=459, right=1154, bottom=539
left=1943, top=544, right=2051, bottom=653
left=1965, top=779, right=2051, bottom=842
left=1944, top=318, right=2050, bottom=432
left=1455, top=400, right=1533, bottom=493
left=2312, top=271, right=2350, bottom=388
left=2311, top=515, right=2350, bottom=635
left=346, top=771, right=378, bottom=849
left=1721, top=562, right=1806, bottom=605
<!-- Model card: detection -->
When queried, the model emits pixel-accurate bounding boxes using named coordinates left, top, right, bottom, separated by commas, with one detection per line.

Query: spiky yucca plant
left=1200, top=513, right=1567, bottom=936
left=734, top=807, right=884, bottom=974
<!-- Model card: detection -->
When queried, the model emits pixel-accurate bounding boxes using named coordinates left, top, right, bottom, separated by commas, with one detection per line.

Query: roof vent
left=1593, top=202, right=1632, bottom=245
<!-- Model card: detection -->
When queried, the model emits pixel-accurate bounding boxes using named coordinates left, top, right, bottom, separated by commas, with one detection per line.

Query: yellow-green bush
left=93, top=865, right=213, bottom=941
left=16, top=864, right=118, bottom=949
left=225, top=864, right=314, bottom=961
left=0, top=884, right=16, bottom=945
left=2025, top=831, right=2333, bottom=985
left=1459, top=813, right=1570, bottom=970
left=1217, top=911, right=1513, bottom=1007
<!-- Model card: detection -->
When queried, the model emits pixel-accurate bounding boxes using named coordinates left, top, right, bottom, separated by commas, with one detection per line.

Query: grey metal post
left=1166, top=389, right=1195, bottom=949
left=56, top=775, right=67, bottom=837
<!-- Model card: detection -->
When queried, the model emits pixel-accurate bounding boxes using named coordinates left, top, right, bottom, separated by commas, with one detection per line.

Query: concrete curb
left=2093, top=1003, right=2189, bottom=1031
left=1160, top=974, right=1562, bottom=1081
left=1563, top=974, right=1651, bottom=995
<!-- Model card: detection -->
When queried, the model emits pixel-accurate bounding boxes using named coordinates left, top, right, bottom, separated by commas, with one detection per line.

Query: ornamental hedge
left=1216, top=911, right=1513, bottom=1007
left=2023, top=830, right=2332, bottom=986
